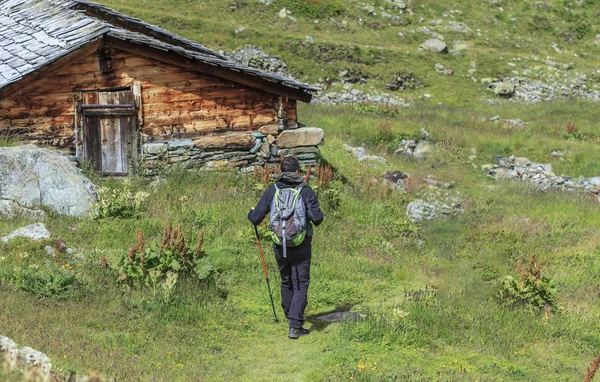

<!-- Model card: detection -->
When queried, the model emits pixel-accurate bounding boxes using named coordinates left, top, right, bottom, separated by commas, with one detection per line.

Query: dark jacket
left=248, top=173, right=324, bottom=236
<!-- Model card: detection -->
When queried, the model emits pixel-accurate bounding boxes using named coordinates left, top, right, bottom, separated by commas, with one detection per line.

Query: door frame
left=74, top=83, right=143, bottom=175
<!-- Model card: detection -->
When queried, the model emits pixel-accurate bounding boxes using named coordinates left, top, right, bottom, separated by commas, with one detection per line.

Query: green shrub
left=9, top=264, right=86, bottom=299
left=498, top=253, right=559, bottom=313
left=116, top=222, right=214, bottom=289
left=94, top=186, right=149, bottom=219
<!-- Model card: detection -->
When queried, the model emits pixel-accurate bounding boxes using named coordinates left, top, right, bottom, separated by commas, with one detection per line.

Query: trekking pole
left=254, top=225, right=279, bottom=323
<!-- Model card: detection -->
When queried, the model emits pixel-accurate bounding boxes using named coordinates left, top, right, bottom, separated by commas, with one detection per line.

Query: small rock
left=383, top=170, right=410, bottom=190
left=551, top=151, right=564, bottom=157
left=514, top=157, right=532, bottom=167
left=45, top=245, right=55, bottom=256
left=420, top=39, right=448, bottom=53
left=1, top=223, right=51, bottom=244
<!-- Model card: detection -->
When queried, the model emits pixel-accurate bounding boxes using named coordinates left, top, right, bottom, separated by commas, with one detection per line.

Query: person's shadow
left=305, top=303, right=364, bottom=332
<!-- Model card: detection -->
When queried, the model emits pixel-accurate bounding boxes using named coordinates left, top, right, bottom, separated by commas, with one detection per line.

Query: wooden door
left=81, top=89, right=137, bottom=175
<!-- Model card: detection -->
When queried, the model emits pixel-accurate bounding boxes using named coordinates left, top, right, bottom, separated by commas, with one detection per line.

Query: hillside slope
left=96, top=0, right=600, bottom=105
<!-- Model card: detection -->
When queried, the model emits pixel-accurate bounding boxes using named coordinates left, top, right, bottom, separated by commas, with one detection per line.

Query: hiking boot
left=288, top=327, right=310, bottom=339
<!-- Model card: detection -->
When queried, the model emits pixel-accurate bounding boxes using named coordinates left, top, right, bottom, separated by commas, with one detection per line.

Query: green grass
left=2, top=102, right=600, bottom=381
left=94, top=0, right=600, bottom=105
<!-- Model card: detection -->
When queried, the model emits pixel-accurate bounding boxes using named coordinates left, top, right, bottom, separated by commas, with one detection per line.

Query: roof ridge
left=71, top=0, right=228, bottom=60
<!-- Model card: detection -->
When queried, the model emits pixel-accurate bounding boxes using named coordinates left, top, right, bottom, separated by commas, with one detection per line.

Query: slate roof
left=0, top=0, right=319, bottom=96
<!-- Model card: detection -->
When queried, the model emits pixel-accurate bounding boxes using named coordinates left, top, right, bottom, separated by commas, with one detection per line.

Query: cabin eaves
left=0, top=0, right=319, bottom=100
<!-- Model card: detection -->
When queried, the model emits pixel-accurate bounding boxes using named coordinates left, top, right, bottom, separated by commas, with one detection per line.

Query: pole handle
left=254, top=225, right=269, bottom=280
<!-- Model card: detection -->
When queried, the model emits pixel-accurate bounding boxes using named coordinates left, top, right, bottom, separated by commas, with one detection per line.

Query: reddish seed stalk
left=585, top=354, right=600, bottom=382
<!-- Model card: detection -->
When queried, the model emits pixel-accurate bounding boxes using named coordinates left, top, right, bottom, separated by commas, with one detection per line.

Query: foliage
left=4, top=103, right=600, bottom=379
left=498, top=253, right=559, bottom=313
left=0, top=134, right=18, bottom=148
left=8, top=264, right=86, bottom=299
left=272, top=0, right=347, bottom=19
left=116, top=223, right=214, bottom=289
left=94, top=186, right=149, bottom=219
left=354, top=103, right=400, bottom=118
left=562, top=122, right=585, bottom=141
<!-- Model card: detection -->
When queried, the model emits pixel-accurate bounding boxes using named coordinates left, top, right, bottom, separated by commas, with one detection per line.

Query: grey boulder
left=0, top=145, right=97, bottom=217
left=420, top=39, right=448, bottom=53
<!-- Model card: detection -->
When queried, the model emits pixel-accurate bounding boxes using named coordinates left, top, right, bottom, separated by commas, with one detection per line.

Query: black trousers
left=273, top=236, right=312, bottom=329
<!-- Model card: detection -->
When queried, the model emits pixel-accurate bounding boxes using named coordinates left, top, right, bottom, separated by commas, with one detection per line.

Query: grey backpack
left=269, top=184, right=307, bottom=257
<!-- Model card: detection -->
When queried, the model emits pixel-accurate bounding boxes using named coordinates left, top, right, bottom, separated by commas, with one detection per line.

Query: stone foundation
left=142, top=127, right=324, bottom=172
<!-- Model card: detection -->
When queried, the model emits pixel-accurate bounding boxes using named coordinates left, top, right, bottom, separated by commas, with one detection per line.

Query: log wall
left=0, top=46, right=298, bottom=153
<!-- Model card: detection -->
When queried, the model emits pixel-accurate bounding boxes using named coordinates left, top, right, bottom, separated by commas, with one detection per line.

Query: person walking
left=248, top=157, right=324, bottom=339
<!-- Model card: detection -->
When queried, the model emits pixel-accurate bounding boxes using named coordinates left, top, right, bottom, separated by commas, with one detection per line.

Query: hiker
left=248, top=156, right=324, bottom=339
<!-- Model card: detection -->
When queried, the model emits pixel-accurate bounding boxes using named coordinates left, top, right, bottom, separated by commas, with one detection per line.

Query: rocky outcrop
left=386, top=72, right=426, bottom=91
left=0, top=145, right=97, bottom=218
left=143, top=127, right=325, bottom=171
left=482, top=78, right=516, bottom=97
left=483, top=155, right=600, bottom=200
left=312, top=88, right=410, bottom=107
left=483, top=75, right=600, bottom=103
left=407, top=178, right=463, bottom=222
left=226, top=45, right=288, bottom=76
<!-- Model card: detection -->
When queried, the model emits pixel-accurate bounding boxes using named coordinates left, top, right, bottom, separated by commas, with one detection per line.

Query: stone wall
left=142, top=127, right=324, bottom=172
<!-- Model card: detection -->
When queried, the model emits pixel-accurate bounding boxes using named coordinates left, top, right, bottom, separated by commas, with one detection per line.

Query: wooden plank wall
left=0, top=47, right=297, bottom=152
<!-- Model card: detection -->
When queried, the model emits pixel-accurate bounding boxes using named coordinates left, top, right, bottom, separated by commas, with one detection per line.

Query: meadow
left=1, top=100, right=600, bottom=381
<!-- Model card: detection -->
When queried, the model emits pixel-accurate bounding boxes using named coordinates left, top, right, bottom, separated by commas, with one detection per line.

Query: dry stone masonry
left=142, top=127, right=325, bottom=172
left=483, top=155, right=600, bottom=201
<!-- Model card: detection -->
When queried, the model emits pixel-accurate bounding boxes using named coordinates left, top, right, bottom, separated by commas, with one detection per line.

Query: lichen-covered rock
left=0, top=145, right=97, bottom=217
left=277, top=128, right=325, bottom=148
left=0, top=335, right=52, bottom=372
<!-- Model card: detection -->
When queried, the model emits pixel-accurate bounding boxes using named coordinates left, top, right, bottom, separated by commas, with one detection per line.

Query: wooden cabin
left=0, top=0, right=321, bottom=174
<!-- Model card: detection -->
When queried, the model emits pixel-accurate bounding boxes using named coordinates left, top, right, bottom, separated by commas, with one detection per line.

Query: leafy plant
left=497, top=253, right=559, bottom=312
left=10, top=264, right=85, bottom=299
left=563, top=122, right=585, bottom=141
left=116, top=222, right=214, bottom=289
left=94, top=187, right=149, bottom=219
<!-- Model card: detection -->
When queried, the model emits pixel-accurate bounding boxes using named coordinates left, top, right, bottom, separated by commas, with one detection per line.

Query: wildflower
left=63, top=355, right=66, bottom=359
